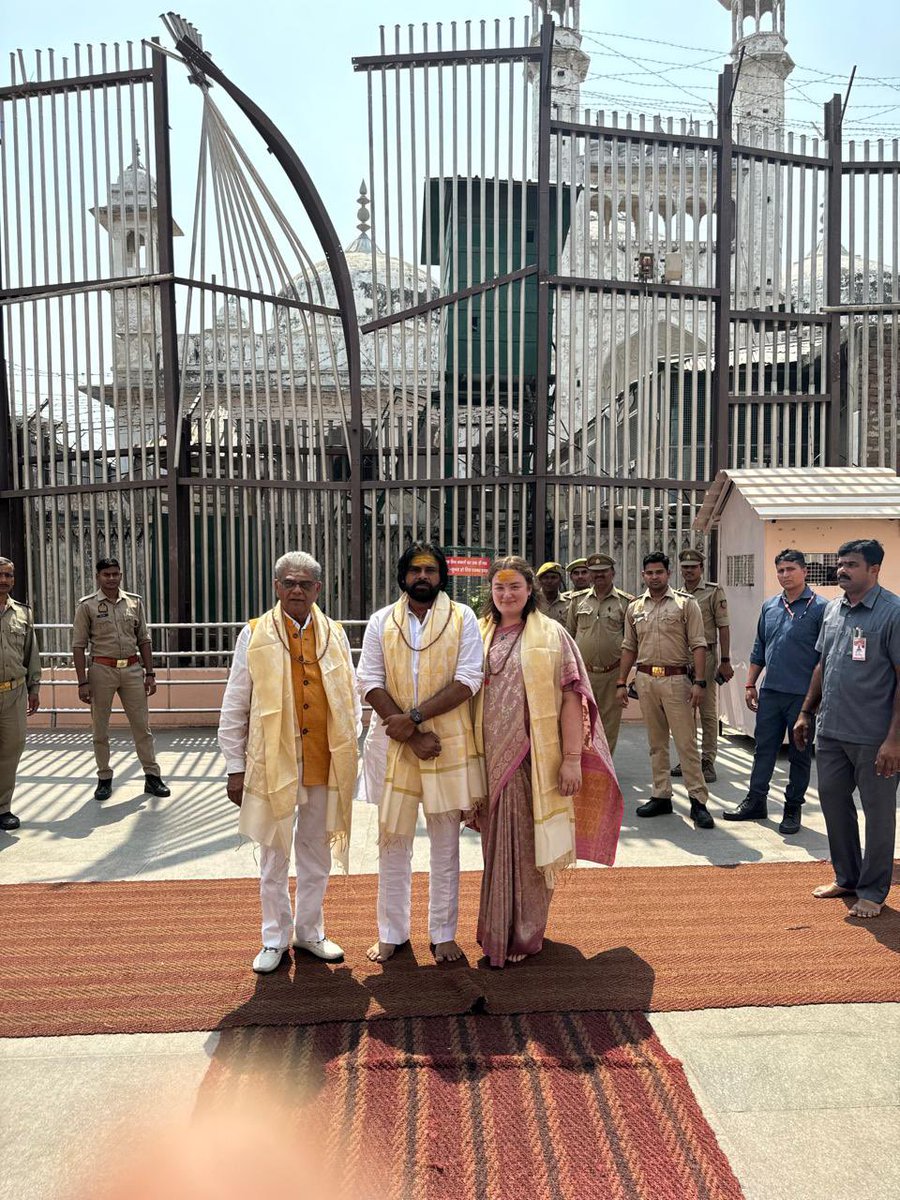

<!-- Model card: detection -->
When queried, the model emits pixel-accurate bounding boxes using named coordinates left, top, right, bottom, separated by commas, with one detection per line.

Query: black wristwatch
left=409, top=707, right=424, bottom=725
left=694, top=680, right=707, bottom=688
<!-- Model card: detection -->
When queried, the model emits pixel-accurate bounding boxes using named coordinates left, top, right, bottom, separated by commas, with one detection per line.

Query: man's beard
left=408, top=581, right=440, bottom=603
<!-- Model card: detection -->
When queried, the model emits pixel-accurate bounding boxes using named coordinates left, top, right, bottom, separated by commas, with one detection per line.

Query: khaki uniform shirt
left=0, top=599, right=41, bottom=692
left=623, top=588, right=707, bottom=666
left=678, top=580, right=729, bottom=646
left=567, top=586, right=634, bottom=671
left=536, top=592, right=570, bottom=625
left=72, top=589, right=151, bottom=659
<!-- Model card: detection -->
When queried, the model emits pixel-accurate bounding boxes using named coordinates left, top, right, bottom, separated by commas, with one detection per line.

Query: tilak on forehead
left=410, top=553, right=439, bottom=569
left=494, top=569, right=522, bottom=584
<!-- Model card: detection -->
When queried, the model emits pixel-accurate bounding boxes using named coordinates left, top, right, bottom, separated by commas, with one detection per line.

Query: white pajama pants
left=377, top=813, right=461, bottom=945
left=259, top=784, right=331, bottom=950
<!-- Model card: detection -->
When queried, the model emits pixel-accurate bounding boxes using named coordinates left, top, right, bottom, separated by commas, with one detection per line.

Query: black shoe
left=701, top=759, right=718, bottom=783
left=690, top=799, right=715, bottom=829
left=722, top=796, right=768, bottom=822
left=94, top=778, right=113, bottom=801
left=636, top=797, right=674, bottom=818
left=779, top=803, right=802, bottom=835
left=670, top=763, right=683, bottom=777
left=144, top=774, right=171, bottom=798
left=0, top=811, right=20, bottom=831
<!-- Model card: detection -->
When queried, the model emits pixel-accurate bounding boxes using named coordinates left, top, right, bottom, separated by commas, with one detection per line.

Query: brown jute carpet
left=199, top=1010, right=745, bottom=1200
left=1, top=862, right=897, bottom=1038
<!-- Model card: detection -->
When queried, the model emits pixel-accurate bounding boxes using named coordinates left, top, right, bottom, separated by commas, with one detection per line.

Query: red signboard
left=447, top=555, right=491, bottom=577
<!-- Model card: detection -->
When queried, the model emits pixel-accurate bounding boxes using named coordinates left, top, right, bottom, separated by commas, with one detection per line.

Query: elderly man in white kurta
left=218, top=551, right=360, bottom=974
left=359, top=543, right=485, bottom=964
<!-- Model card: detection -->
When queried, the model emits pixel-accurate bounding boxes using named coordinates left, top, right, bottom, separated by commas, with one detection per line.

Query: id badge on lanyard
left=852, top=626, right=866, bottom=662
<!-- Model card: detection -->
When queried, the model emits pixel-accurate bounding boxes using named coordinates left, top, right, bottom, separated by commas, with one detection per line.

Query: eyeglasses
left=277, top=578, right=318, bottom=593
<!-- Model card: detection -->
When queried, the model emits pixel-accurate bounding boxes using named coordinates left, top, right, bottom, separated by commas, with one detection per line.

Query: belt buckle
left=651, top=665, right=665, bottom=678
left=115, top=658, right=129, bottom=669
left=0, top=681, right=10, bottom=692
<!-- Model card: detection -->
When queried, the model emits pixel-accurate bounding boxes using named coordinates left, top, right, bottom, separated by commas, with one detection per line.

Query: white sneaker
left=252, top=946, right=285, bottom=974
left=292, top=936, right=344, bottom=962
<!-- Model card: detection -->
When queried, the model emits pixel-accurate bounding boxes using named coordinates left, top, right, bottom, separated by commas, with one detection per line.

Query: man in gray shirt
left=794, top=539, right=900, bottom=918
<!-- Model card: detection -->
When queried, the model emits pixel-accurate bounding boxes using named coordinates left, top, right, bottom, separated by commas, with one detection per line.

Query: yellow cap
left=535, top=561, right=563, bottom=578
left=566, top=557, right=588, bottom=572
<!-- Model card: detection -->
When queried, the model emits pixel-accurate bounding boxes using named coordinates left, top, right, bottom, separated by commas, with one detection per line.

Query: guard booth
left=693, top=467, right=900, bottom=736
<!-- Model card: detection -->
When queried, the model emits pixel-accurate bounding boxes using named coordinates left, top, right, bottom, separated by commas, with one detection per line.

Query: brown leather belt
left=0, top=678, right=24, bottom=693
left=92, top=655, right=140, bottom=668
left=637, top=664, right=689, bottom=678
left=589, top=659, right=621, bottom=675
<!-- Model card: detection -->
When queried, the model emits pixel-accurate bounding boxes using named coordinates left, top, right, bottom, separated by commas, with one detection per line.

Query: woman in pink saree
left=471, top=557, right=623, bottom=968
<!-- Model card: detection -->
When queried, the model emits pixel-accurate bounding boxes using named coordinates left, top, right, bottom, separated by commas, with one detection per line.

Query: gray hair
left=274, top=551, right=322, bottom=582
left=0, top=558, right=14, bottom=570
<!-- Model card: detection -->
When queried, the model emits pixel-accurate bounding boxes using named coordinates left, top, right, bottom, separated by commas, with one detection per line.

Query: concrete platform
left=1, top=724, right=898, bottom=1200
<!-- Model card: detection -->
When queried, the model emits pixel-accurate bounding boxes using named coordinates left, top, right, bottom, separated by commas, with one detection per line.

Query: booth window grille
left=726, top=554, right=756, bottom=587
left=802, top=554, right=840, bottom=587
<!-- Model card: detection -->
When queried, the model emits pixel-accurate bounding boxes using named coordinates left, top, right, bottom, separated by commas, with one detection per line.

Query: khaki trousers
left=697, top=650, right=719, bottom=763
left=0, top=686, right=26, bottom=814
left=89, top=662, right=160, bottom=779
left=635, top=672, right=708, bottom=803
left=589, top=668, right=623, bottom=754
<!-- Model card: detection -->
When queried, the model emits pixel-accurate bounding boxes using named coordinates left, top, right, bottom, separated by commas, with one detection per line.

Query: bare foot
left=849, top=899, right=883, bottom=919
left=813, top=882, right=856, bottom=899
left=366, top=940, right=397, bottom=962
left=507, top=953, right=528, bottom=964
left=433, top=939, right=463, bottom=962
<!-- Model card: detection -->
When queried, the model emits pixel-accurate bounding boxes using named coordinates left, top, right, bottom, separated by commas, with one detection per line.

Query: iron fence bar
left=733, top=142, right=827, bottom=168
left=550, top=117, right=718, bottom=150
left=842, top=162, right=900, bottom=174
left=358, top=265, right=538, bottom=334
left=0, top=68, right=154, bottom=101
left=352, top=47, right=542, bottom=70
left=171, top=275, right=341, bottom=316
left=713, top=65, right=733, bottom=478
left=1, top=479, right=168, bottom=500
left=825, top=95, right=844, bottom=466
left=0, top=272, right=175, bottom=304
left=728, top=307, right=830, bottom=325
left=152, top=42, right=187, bottom=646
left=550, top=276, right=719, bottom=300
left=727, top=393, right=830, bottom=405
left=532, top=14, right=552, bottom=565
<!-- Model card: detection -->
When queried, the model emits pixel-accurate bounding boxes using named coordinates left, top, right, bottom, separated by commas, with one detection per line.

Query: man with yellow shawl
left=358, top=542, right=485, bottom=964
left=218, top=551, right=360, bottom=974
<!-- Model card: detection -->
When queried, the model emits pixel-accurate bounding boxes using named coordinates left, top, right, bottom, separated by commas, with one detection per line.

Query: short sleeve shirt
left=623, top=588, right=707, bottom=665
left=72, top=589, right=150, bottom=658
left=535, top=592, right=570, bottom=625
left=678, top=581, right=729, bottom=645
left=567, top=587, right=634, bottom=671
left=815, top=584, right=900, bottom=745
left=0, top=599, right=41, bottom=690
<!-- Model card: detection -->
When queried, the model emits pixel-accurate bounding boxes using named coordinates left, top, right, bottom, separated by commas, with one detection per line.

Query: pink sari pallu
left=574, top=746, right=623, bottom=866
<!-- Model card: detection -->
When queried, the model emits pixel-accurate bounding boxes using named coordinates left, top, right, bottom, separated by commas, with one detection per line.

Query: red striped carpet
left=2, top=861, right=897, bottom=1038
left=199, top=1010, right=745, bottom=1200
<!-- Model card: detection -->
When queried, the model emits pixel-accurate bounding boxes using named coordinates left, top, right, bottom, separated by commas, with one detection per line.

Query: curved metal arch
left=158, top=29, right=365, bottom=620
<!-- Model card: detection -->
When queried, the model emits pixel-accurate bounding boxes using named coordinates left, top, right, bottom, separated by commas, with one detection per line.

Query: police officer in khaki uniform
left=72, top=557, right=170, bottom=800
left=566, top=557, right=592, bottom=596
left=617, top=551, right=714, bottom=828
left=0, top=558, right=41, bottom=831
left=673, top=548, right=733, bottom=783
left=566, top=552, right=633, bottom=753
left=534, top=561, right=570, bottom=624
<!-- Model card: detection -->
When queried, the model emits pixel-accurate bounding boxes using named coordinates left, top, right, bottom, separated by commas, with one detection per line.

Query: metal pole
left=825, top=94, right=844, bottom=466
left=151, top=41, right=189, bottom=640
left=533, top=14, right=553, bottom=564
left=0, top=265, right=26, bottom=579
left=712, top=65, right=734, bottom=479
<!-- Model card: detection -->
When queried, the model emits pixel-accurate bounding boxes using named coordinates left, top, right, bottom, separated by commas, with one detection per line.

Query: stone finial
left=357, top=180, right=370, bottom=238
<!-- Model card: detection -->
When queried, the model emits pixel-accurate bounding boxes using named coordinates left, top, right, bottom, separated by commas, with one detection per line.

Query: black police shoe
left=670, top=763, right=683, bottom=777
left=0, top=811, right=20, bottom=831
left=690, top=799, right=715, bottom=829
left=144, top=775, right=171, bottom=798
left=636, top=797, right=674, bottom=818
left=779, top=803, right=802, bottom=835
left=94, top=777, right=113, bottom=801
left=723, top=796, right=768, bottom=822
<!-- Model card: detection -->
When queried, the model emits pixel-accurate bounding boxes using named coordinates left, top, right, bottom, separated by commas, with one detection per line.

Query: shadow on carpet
left=198, top=1009, right=745, bottom=1200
